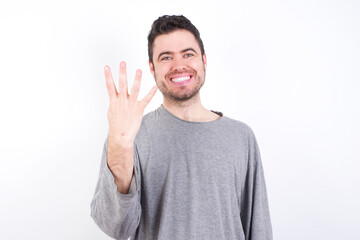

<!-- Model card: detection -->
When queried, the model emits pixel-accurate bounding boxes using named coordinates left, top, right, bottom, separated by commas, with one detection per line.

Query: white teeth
left=171, top=76, right=190, bottom=82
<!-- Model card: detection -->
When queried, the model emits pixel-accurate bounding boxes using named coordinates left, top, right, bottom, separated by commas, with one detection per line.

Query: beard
left=154, top=65, right=206, bottom=102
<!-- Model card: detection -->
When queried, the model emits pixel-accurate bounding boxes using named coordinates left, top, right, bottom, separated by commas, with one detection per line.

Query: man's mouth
left=171, top=75, right=191, bottom=83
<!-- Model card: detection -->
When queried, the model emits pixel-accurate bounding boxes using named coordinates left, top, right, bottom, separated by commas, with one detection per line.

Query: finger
left=130, top=69, right=142, bottom=102
left=118, top=61, right=128, bottom=101
left=104, top=65, right=117, bottom=100
left=140, top=85, right=158, bottom=108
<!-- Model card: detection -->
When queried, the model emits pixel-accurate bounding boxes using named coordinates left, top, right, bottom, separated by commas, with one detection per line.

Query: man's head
left=148, top=15, right=205, bottom=65
left=147, top=15, right=207, bottom=103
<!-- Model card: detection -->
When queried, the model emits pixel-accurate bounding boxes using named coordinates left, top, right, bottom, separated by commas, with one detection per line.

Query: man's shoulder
left=218, top=115, right=260, bottom=151
left=141, top=107, right=161, bottom=125
left=136, top=107, right=163, bottom=135
left=219, top=114, right=254, bottom=135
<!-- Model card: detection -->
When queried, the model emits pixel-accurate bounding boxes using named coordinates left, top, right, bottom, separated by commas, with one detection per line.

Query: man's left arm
left=240, top=128, right=273, bottom=240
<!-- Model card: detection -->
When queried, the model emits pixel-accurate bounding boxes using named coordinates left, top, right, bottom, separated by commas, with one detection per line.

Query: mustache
left=165, top=68, right=196, bottom=78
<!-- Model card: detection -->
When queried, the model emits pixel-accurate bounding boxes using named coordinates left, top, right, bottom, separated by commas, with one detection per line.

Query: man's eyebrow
left=157, top=48, right=198, bottom=61
left=181, top=48, right=197, bottom=54
left=157, top=51, right=173, bottom=61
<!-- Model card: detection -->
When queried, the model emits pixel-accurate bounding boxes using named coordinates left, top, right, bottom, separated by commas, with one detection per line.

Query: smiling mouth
left=171, top=75, right=192, bottom=83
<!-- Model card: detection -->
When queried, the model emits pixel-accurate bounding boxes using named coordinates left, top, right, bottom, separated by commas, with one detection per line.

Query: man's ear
left=203, top=53, right=207, bottom=70
left=149, top=60, right=155, bottom=77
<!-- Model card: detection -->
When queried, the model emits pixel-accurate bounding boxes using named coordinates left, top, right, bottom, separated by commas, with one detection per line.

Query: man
left=91, top=15, right=272, bottom=240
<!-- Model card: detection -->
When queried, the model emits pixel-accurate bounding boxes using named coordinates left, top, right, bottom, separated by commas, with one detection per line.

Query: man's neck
left=162, top=94, right=220, bottom=122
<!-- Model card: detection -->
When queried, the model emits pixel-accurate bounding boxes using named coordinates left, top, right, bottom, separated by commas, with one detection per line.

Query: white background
left=1, top=0, right=359, bottom=239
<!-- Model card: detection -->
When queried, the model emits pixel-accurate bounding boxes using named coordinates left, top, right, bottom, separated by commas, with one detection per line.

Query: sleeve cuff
left=103, top=162, right=139, bottom=195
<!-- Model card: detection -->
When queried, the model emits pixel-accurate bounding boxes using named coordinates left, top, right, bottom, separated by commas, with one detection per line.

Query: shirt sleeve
left=240, top=129, right=273, bottom=240
left=90, top=138, right=142, bottom=240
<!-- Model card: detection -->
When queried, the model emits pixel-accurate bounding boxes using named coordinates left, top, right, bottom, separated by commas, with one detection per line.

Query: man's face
left=149, top=30, right=207, bottom=102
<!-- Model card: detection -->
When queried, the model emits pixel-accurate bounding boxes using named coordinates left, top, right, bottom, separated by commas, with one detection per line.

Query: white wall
left=1, top=0, right=359, bottom=239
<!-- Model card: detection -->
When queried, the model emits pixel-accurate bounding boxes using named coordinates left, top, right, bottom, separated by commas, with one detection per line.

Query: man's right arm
left=91, top=138, right=141, bottom=239
left=107, top=141, right=135, bottom=194
left=90, top=62, right=157, bottom=239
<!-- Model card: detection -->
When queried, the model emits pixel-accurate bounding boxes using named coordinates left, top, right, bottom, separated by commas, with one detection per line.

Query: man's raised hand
left=104, top=62, right=157, bottom=193
left=105, top=61, right=157, bottom=146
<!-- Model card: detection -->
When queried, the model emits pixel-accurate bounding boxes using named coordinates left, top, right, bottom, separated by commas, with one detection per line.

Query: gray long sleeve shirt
left=91, top=105, right=272, bottom=240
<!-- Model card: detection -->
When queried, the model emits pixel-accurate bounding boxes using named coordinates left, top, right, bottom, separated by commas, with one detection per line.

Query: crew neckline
left=158, top=104, right=224, bottom=125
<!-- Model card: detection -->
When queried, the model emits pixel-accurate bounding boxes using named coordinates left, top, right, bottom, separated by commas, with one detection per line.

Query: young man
left=91, top=15, right=273, bottom=240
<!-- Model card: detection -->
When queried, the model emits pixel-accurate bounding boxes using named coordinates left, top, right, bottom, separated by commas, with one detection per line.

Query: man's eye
left=185, top=53, right=193, bottom=58
left=161, top=56, right=171, bottom=61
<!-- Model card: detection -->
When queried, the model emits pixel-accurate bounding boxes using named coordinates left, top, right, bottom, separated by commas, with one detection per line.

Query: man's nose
left=171, top=56, right=187, bottom=71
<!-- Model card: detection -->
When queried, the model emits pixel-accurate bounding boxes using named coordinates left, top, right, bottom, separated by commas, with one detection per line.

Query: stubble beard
left=154, top=66, right=206, bottom=104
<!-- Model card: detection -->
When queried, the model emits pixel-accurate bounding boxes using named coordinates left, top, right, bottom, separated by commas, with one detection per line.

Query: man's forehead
left=152, top=30, right=200, bottom=54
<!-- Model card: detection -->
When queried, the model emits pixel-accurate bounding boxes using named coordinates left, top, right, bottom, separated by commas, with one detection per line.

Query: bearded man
left=91, top=15, right=273, bottom=240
